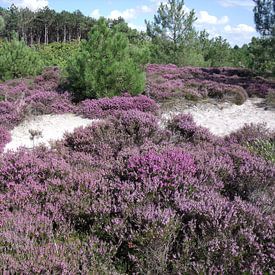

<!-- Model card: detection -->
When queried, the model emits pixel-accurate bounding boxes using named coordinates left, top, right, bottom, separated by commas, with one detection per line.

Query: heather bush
left=67, top=18, right=145, bottom=100
left=220, top=144, right=275, bottom=201
left=25, top=91, right=74, bottom=115
left=168, top=114, right=216, bottom=144
left=227, top=124, right=275, bottom=163
left=0, top=142, right=273, bottom=273
left=171, top=191, right=274, bottom=274
left=0, top=101, right=24, bottom=129
left=119, top=147, right=196, bottom=188
left=227, top=123, right=272, bottom=145
left=146, top=64, right=275, bottom=101
left=33, top=67, right=62, bottom=91
left=190, top=142, right=275, bottom=202
left=0, top=62, right=274, bottom=274
left=78, top=94, right=159, bottom=119
left=63, top=110, right=162, bottom=159
left=205, top=82, right=248, bottom=105
left=0, top=67, right=74, bottom=130
left=0, top=127, right=10, bottom=153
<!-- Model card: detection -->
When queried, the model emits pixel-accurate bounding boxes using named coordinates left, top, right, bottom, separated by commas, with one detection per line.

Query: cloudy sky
left=0, top=0, right=258, bottom=46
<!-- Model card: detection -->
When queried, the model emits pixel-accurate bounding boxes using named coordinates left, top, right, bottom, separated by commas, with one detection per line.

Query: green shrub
left=0, top=37, right=44, bottom=81
left=37, top=42, right=80, bottom=68
left=247, top=139, right=275, bottom=163
left=66, top=18, right=145, bottom=100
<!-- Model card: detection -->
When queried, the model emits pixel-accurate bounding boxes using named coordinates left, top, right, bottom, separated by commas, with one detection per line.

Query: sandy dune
left=161, top=98, right=275, bottom=136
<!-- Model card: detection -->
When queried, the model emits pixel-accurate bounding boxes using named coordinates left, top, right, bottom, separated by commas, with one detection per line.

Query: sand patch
left=4, top=114, right=99, bottom=152
left=162, top=98, right=275, bottom=136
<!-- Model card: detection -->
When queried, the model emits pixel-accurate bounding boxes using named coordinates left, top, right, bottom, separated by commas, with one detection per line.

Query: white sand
left=3, top=98, right=275, bottom=153
left=162, top=98, right=275, bottom=136
left=4, top=114, right=99, bottom=152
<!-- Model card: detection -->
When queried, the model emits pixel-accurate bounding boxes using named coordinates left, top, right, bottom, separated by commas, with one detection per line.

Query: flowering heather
left=226, top=123, right=272, bottom=145
left=25, top=91, right=74, bottom=115
left=0, top=127, right=11, bottom=153
left=33, top=66, right=62, bottom=91
left=0, top=101, right=24, bottom=129
left=0, top=66, right=274, bottom=273
left=0, top=108, right=274, bottom=273
left=168, top=113, right=216, bottom=144
left=146, top=64, right=275, bottom=102
left=78, top=94, right=159, bottom=119
left=0, top=67, right=75, bottom=131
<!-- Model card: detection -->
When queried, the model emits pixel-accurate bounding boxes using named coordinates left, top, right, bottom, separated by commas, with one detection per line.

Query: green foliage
left=129, top=43, right=151, bottom=68
left=0, top=16, right=4, bottom=32
left=110, top=20, right=151, bottom=67
left=36, top=42, right=80, bottom=68
left=230, top=45, right=251, bottom=68
left=247, top=37, right=275, bottom=75
left=66, top=18, right=145, bottom=100
left=204, top=36, right=233, bottom=67
left=0, top=36, right=43, bottom=81
left=253, top=0, right=275, bottom=37
left=247, top=139, right=275, bottom=163
left=178, top=46, right=207, bottom=67
left=146, top=0, right=197, bottom=65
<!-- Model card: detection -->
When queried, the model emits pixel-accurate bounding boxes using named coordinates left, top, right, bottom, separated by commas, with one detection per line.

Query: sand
left=4, top=114, right=99, bottom=152
left=4, top=98, right=275, bottom=153
left=161, top=98, right=275, bottom=136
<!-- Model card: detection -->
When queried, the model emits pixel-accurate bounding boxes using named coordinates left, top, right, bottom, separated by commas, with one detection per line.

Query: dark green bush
left=66, top=18, right=145, bottom=100
left=0, top=37, right=43, bottom=81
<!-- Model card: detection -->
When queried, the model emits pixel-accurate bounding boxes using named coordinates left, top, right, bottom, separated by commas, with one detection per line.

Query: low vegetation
left=0, top=68, right=274, bottom=273
left=0, top=0, right=274, bottom=273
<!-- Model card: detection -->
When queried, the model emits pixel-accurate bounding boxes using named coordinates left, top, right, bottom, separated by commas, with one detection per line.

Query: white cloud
left=197, top=11, right=229, bottom=25
left=224, top=24, right=255, bottom=34
left=150, top=0, right=168, bottom=5
left=108, top=5, right=154, bottom=21
left=91, top=9, right=101, bottom=19
left=128, top=23, right=146, bottom=32
left=109, top=8, right=137, bottom=20
left=141, top=5, right=152, bottom=13
left=3, top=0, right=48, bottom=10
left=218, top=0, right=254, bottom=8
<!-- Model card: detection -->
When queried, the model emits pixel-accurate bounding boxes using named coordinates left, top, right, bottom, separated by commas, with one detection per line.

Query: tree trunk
left=56, top=28, right=60, bottom=42
left=77, top=28, right=81, bottom=41
left=21, top=27, right=25, bottom=42
left=63, top=25, right=67, bottom=42
left=30, top=28, right=34, bottom=46
left=44, top=25, right=48, bottom=45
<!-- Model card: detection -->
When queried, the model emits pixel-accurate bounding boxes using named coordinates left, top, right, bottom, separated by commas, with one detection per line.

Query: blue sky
left=0, top=0, right=258, bottom=46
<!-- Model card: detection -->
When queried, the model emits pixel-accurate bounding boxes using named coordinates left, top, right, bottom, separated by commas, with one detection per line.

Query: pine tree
left=0, top=35, right=43, bottom=81
left=146, top=0, right=196, bottom=65
left=254, top=0, right=275, bottom=36
left=66, top=18, right=145, bottom=100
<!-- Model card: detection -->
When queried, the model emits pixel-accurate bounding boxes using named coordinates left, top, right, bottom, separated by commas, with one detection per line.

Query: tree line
left=0, top=0, right=274, bottom=78
left=0, top=5, right=97, bottom=44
